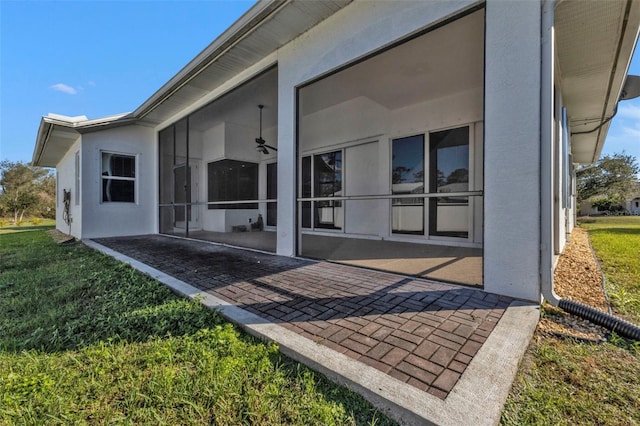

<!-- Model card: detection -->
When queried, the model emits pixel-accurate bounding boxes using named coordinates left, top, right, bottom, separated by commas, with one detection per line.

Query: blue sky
left=1, top=1, right=639, bottom=167
left=0, top=0, right=254, bottom=163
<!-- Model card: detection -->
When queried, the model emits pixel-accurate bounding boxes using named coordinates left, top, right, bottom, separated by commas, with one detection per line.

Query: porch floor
left=179, top=230, right=482, bottom=286
left=92, top=235, right=536, bottom=424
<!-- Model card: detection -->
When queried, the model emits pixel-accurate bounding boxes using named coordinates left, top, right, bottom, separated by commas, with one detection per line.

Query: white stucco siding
left=484, top=0, right=542, bottom=301
left=55, top=137, right=82, bottom=239
left=80, top=125, right=157, bottom=238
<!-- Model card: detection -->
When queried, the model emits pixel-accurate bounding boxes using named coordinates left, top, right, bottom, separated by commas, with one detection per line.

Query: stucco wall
left=80, top=125, right=156, bottom=238
left=55, top=137, right=82, bottom=239
left=484, top=0, right=542, bottom=301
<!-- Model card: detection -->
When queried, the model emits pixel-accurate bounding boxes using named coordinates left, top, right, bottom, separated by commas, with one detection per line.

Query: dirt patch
left=47, top=229, right=75, bottom=244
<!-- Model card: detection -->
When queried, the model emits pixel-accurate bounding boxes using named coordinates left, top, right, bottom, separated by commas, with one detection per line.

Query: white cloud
left=50, top=83, right=77, bottom=95
left=618, top=103, right=640, bottom=120
left=87, top=81, right=96, bottom=86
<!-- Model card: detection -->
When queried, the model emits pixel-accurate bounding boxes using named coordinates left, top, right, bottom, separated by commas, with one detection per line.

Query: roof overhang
left=32, top=0, right=352, bottom=167
left=133, top=0, right=352, bottom=127
left=556, top=0, right=640, bottom=164
left=32, top=113, right=135, bottom=167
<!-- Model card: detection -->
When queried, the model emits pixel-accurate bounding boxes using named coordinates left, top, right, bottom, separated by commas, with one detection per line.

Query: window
left=392, top=135, right=424, bottom=234
left=301, top=150, right=342, bottom=229
left=429, top=127, right=469, bottom=238
left=102, top=152, right=136, bottom=203
left=74, top=151, right=80, bottom=206
left=207, top=159, right=258, bottom=209
left=266, top=162, right=277, bottom=226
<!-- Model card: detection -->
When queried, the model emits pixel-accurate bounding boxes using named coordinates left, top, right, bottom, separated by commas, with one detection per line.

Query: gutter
left=540, top=0, right=560, bottom=306
left=132, top=0, right=287, bottom=120
left=32, top=121, right=54, bottom=166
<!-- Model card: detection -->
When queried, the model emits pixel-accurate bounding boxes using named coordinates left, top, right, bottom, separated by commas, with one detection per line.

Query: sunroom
left=158, top=67, right=279, bottom=253
left=295, top=8, right=484, bottom=286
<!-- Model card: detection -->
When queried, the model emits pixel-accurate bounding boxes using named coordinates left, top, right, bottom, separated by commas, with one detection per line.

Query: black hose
left=558, top=298, right=640, bottom=341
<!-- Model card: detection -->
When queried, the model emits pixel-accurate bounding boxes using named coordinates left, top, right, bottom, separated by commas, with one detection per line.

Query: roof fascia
left=132, top=0, right=287, bottom=121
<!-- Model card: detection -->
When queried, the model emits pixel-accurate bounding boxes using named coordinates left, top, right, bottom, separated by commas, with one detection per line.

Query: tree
left=0, top=160, right=51, bottom=223
left=576, top=152, right=640, bottom=205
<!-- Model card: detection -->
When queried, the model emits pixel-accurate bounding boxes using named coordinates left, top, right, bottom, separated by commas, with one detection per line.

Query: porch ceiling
left=556, top=0, right=640, bottom=164
left=135, top=0, right=351, bottom=128
left=300, top=9, right=484, bottom=117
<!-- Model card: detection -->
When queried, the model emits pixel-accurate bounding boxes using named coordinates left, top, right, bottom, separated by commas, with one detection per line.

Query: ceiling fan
left=255, top=104, right=277, bottom=154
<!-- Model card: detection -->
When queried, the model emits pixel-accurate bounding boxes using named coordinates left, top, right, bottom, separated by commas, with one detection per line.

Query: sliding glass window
left=301, top=150, right=342, bottom=230
left=428, top=127, right=469, bottom=238
left=207, top=160, right=258, bottom=209
left=392, top=135, right=424, bottom=234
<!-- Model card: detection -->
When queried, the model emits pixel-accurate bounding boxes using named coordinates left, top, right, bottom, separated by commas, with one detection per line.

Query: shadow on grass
left=0, top=224, right=55, bottom=234
left=587, top=228, right=640, bottom=236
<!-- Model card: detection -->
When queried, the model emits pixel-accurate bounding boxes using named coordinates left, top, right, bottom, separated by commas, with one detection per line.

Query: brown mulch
left=537, top=227, right=610, bottom=342
left=553, top=227, right=609, bottom=311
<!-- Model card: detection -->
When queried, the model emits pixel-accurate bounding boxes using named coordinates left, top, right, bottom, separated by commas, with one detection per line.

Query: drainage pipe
left=558, top=299, right=640, bottom=341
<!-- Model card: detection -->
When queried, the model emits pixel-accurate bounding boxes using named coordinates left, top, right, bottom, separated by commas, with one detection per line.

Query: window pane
left=102, top=179, right=135, bottom=202
left=159, top=126, right=175, bottom=204
left=302, top=156, right=311, bottom=228
left=267, top=162, right=277, bottom=226
left=392, top=135, right=424, bottom=234
left=429, top=127, right=469, bottom=238
left=207, top=159, right=258, bottom=209
left=429, top=127, right=469, bottom=193
left=313, top=151, right=342, bottom=229
left=102, top=153, right=135, bottom=178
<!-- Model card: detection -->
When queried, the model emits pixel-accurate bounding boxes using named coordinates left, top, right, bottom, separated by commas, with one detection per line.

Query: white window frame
left=100, top=151, right=137, bottom=204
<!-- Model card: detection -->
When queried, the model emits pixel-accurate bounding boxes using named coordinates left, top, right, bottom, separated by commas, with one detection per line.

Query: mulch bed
left=538, top=227, right=610, bottom=342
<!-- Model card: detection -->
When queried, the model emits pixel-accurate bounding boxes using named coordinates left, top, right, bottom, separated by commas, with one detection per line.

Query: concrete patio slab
left=86, top=235, right=538, bottom=426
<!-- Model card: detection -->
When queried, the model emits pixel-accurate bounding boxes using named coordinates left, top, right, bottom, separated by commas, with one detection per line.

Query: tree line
left=0, top=160, right=55, bottom=224
left=0, top=152, right=637, bottom=224
left=576, top=152, right=640, bottom=213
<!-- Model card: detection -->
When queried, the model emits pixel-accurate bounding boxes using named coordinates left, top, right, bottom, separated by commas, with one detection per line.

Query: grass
left=580, top=216, right=640, bottom=324
left=0, top=218, right=55, bottom=235
left=502, top=216, right=640, bottom=425
left=0, top=229, right=395, bottom=425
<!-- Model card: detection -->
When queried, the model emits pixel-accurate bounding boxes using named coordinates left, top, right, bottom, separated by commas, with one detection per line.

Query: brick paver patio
left=95, top=235, right=512, bottom=400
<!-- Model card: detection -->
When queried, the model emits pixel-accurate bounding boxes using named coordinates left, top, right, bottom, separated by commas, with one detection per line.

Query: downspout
left=540, top=0, right=560, bottom=307
left=539, top=0, right=640, bottom=340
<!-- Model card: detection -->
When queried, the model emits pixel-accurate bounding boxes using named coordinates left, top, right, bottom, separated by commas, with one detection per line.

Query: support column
left=276, top=74, right=297, bottom=257
left=484, top=0, right=543, bottom=301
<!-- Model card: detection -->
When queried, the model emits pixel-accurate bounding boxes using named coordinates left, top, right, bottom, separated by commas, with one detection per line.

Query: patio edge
left=85, top=239, right=539, bottom=426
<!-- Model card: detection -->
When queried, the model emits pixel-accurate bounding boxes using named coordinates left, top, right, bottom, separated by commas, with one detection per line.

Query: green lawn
left=0, top=218, right=55, bottom=235
left=580, top=216, right=640, bottom=324
left=0, top=229, right=395, bottom=425
left=502, top=216, right=640, bottom=425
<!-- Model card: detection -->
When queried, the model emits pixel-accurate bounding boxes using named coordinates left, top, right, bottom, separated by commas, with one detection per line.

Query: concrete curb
left=85, top=239, right=539, bottom=426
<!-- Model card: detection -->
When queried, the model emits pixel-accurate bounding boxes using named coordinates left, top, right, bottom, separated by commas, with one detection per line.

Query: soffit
left=136, top=0, right=351, bottom=127
left=33, top=124, right=79, bottom=168
left=556, top=0, right=640, bottom=164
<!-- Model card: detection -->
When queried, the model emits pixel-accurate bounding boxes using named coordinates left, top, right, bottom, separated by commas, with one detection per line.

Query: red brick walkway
left=95, top=235, right=512, bottom=400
